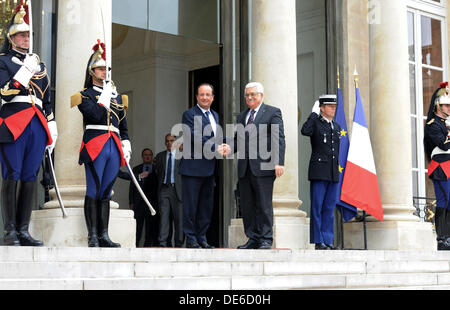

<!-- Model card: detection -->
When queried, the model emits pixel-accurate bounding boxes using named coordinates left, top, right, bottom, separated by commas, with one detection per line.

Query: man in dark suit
left=155, top=134, right=184, bottom=247
left=129, top=148, right=158, bottom=247
left=234, top=82, right=286, bottom=250
left=301, top=94, right=340, bottom=250
left=179, top=83, right=228, bottom=249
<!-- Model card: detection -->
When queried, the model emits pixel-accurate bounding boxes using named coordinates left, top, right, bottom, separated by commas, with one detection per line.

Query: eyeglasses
left=245, top=92, right=261, bottom=98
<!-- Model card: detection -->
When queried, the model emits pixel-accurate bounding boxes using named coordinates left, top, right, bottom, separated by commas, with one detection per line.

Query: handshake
left=217, top=143, right=231, bottom=156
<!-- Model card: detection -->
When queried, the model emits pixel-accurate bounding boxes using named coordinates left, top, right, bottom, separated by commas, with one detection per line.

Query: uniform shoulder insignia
left=121, top=94, right=129, bottom=109
left=427, top=119, right=435, bottom=125
left=70, top=91, right=88, bottom=108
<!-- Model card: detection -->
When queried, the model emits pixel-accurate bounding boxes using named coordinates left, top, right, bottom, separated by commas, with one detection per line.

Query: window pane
left=422, top=67, right=443, bottom=117
left=112, top=0, right=148, bottom=29
left=412, top=171, right=419, bottom=197
left=411, top=117, right=418, bottom=168
left=113, top=0, right=220, bottom=43
left=421, top=16, right=442, bottom=67
left=410, top=64, right=416, bottom=114
left=408, top=12, right=415, bottom=62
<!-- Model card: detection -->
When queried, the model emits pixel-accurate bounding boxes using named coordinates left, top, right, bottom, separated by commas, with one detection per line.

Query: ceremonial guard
left=71, top=41, right=131, bottom=247
left=301, top=95, right=340, bottom=250
left=0, top=3, right=57, bottom=246
left=424, top=82, right=450, bottom=251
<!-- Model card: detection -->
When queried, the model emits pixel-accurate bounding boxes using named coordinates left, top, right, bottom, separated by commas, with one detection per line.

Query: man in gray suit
left=155, top=134, right=184, bottom=247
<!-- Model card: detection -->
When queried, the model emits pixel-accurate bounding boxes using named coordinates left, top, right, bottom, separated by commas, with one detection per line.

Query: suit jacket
left=301, top=112, right=341, bottom=182
left=236, top=103, right=286, bottom=178
left=129, top=163, right=158, bottom=216
left=154, top=150, right=182, bottom=201
left=179, top=105, right=220, bottom=177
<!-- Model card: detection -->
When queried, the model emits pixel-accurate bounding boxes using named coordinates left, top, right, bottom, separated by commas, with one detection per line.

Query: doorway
left=189, top=65, right=223, bottom=248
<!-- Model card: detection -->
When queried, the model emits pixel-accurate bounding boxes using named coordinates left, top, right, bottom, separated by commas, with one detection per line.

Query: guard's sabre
left=46, top=149, right=68, bottom=218
left=27, top=1, right=65, bottom=218
left=28, top=0, right=33, bottom=53
left=99, top=5, right=111, bottom=82
left=125, top=160, right=156, bottom=216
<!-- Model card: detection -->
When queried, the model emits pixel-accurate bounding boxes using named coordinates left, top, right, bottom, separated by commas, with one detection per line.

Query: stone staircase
left=0, top=247, right=450, bottom=290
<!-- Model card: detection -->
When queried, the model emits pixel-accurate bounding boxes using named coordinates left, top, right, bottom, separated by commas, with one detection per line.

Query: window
left=408, top=1, right=447, bottom=219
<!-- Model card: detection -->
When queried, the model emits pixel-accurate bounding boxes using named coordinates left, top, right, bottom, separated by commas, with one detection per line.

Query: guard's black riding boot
left=97, top=198, right=120, bottom=248
left=84, top=196, right=99, bottom=247
left=1, top=179, right=19, bottom=246
left=16, top=181, right=43, bottom=247
left=435, top=208, right=450, bottom=250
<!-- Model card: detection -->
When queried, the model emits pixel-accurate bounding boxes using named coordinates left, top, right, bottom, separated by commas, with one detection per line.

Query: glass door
left=408, top=3, right=447, bottom=219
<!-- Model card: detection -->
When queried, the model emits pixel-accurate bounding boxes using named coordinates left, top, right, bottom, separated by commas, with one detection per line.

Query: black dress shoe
left=199, top=242, right=215, bottom=249
left=237, top=239, right=259, bottom=249
left=315, top=243, right=329, bottom=250
left=326, top=244, right=338, bottom=250
left=258, top=241, right=272, bottom=250
left=186, top=241, right=201, bottom=248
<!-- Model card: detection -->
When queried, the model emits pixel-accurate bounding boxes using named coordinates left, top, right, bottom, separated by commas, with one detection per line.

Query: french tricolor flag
left=340, top=88, right=383, bottom=221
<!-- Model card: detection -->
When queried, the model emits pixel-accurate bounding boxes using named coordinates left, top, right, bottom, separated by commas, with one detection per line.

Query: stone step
left=3, top=247, right=450, bottom=263
left=0, top=247, right=449, bottom=290
left=2, top=272, right=449, bottom=290
left=0, top=260, right=449, bottom=280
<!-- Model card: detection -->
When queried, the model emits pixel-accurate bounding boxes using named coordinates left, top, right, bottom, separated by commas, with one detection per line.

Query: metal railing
left=413, top=196, right=436, bottom=226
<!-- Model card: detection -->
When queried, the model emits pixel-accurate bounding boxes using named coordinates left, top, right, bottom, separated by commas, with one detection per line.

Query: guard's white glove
left=46, top=121, right=58, bottom=154
left=12, top=54, right=41, bottom=88
left=97, top=81, right=112, bottom=109
left=312, top=100, right=321, bottom=115
left=121, top=139, right=132, bottom=162
left=446, top=116, right=450, bottom=127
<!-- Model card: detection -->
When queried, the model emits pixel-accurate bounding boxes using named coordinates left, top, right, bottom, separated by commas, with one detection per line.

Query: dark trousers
left=310, top=180, right=338, bottom=245
left=158, top=185, right=184, bottom=247
left=182, top=175, right=214, bottom=244
left=238, top=167, right=275, bottom=244
left=0, top=116, right=47, bottom=182
left=135, top=209, right=158, bottom=247
left=433, top=179, right=450, bottom=238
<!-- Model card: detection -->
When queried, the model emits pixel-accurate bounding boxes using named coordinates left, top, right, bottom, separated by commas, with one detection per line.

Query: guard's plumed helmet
left=5, top=1, right=30, bottom=51
left=318, top=94, right=337, bottom=106
left=84, top=40, right=109, bottom=88
left=89, top=40, right=107, bottom=78
left=430, top=82, right=450, bottom=117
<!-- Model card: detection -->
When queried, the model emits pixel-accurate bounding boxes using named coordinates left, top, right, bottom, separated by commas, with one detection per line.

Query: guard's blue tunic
left=72, top=86, right=129, bottom=200
left=0, top=49, right=53, bottom=182
left=425, top=115, right=450, bottom=210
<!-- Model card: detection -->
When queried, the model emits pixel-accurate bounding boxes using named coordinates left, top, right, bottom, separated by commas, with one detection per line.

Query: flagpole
left=354, top=66, right=368, bottom=250
left=337, top=67, right=346, bottom=250
left=337, top=66, right=340, bottom=89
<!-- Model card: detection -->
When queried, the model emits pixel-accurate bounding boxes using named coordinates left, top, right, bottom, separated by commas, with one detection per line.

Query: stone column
left=344, top=0, right=435, bottom=250
left=30, top=0, right=136, bottom=247
left=243, top=0, right=309, bottom=249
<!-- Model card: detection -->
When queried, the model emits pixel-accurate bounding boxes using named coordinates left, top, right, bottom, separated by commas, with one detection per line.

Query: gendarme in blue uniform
left=301, top=102, right=341, bottom=248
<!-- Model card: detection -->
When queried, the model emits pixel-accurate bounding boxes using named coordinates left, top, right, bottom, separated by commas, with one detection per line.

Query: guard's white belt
left=2, top=95, right=42, bottom=108
left=86, top=124, right=120, bottom=134
left=432, top=146, right=450, bottom=158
